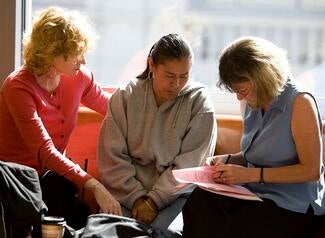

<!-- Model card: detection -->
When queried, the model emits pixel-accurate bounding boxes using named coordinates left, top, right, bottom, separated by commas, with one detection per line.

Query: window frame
left=0, top=0, right=31, bottom=86
left=2, top=0, right=324, bottom=119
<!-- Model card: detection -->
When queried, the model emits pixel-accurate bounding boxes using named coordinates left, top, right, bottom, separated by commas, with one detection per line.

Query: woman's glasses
left=232, top=83, right=252, bottom=98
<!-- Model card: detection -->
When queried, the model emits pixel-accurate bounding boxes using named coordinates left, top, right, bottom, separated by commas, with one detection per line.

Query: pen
left=218, top=154, right=231, bottom=179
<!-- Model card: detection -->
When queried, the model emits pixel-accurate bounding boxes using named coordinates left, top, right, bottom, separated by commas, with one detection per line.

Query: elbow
left=308, top=168, right=321, bottom=181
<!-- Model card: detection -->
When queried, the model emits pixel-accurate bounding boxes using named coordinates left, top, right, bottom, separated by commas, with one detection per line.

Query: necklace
left=34, top=72, right=60, bottom=99
left=49, top=91, right=57, bottom=98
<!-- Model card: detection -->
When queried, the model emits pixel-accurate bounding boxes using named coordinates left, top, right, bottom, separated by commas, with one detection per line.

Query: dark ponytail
left=137, top=33, right=193, bottom=80
left=137, top=44, right=156, bottom=80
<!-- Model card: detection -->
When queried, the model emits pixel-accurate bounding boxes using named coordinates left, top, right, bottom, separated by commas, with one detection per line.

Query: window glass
left=32, top=0, right=325, bottom=115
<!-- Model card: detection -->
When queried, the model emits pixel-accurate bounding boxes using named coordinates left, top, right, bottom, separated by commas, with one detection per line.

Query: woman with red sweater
left=0, top=6, right=121, bottom=231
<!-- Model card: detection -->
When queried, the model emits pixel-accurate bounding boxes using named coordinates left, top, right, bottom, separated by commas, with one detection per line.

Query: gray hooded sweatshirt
left=98, top=78, right=217, bottom=210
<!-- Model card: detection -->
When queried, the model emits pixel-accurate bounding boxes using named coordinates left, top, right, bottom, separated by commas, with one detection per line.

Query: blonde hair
left=218, top=36, right=290, bottom=108
left=23, top=6, right=96, bottom=76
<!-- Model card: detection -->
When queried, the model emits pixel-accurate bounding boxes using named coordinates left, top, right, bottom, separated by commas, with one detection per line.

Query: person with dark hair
left=98, top=33, right=217, bottom=230
left=182, top=36, right=325, bottom=238
left=0, top=6, right=122, bottom=231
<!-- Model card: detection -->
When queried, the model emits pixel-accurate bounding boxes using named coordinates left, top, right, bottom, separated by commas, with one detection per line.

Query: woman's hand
left=132, top=197, right=158, bottom=224
left=205, top=155, right=222, bottom=166
left=205, top=154, right=229, bottom=166
left=212, top=164, right=251, bottom=185
left=84, top=178, right=122, bottom=215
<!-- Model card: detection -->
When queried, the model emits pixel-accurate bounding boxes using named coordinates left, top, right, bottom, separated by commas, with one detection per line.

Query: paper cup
left=42, top=216, right=66, bottom=238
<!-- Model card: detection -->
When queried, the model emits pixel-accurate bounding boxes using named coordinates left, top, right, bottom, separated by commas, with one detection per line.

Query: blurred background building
left=32, top=0, right=325, bottom=114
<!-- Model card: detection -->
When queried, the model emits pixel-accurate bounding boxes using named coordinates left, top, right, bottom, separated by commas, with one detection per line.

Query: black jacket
left=0, top=161, right=46, bottom=238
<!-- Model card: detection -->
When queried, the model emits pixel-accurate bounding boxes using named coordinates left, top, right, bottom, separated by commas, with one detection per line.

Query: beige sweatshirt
left=97, top=78, right=217, bottom=210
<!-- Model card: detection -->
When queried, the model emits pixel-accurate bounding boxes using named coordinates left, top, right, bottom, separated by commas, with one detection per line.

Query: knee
left=183, top=188, right=208, bottom=213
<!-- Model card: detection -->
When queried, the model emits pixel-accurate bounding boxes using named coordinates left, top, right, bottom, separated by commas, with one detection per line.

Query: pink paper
left=172, top=166, right=262, bottom=201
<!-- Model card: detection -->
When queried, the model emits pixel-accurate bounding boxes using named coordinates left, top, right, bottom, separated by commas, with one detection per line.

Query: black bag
left=80, top=214, right=179, bottom=238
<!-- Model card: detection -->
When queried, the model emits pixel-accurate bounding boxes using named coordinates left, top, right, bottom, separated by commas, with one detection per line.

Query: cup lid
left=42, top=216, right=66, bottom=225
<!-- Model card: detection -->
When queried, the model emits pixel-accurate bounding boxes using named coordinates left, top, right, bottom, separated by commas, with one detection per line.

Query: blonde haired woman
left=182, top=37, right=324, bottom=238
left=0, top=6, right=121, bottom=233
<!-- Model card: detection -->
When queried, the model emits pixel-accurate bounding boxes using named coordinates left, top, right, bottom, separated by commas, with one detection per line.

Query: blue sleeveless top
left=241, top=78, right=325, bottom=215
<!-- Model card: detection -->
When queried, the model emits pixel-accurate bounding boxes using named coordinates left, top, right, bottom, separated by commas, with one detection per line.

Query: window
left=4, top=0, right=325, bottom=116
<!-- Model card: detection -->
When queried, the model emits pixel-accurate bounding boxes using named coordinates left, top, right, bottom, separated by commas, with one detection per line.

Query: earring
left=147, top=72, right=153, bottom=80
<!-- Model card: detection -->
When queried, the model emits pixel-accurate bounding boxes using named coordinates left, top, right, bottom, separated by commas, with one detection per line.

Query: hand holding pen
left=217, top=154, right=231, bottom=177
left=212, top=154, right=231, bottom=183
left=210, top=154, right=249, bottom=184
left=204, top=154, right=231, bottom=166
left=206, top=154, right=231, bottom=166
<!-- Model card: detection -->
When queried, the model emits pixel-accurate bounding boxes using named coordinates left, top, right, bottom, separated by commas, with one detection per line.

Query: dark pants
left=40, top=171, right=90, bottom=229
left=182, top=187, right=316, bottom=238
left=1, top=201, right=33, bottom=238
left=32, top=171, right=90, bottom=237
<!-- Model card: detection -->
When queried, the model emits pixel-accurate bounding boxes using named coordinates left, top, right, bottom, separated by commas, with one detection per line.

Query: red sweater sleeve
left=2, top=76, right=91, bottom=188
left=79, top=67, right=111, bottom=116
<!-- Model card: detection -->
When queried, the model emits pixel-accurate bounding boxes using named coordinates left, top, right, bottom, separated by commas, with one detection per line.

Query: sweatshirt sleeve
left=3, top=86, right=91, bottom=188
left=97, top=89, right=147, bottom=209
left=148, top=94, right=217, bottom=209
